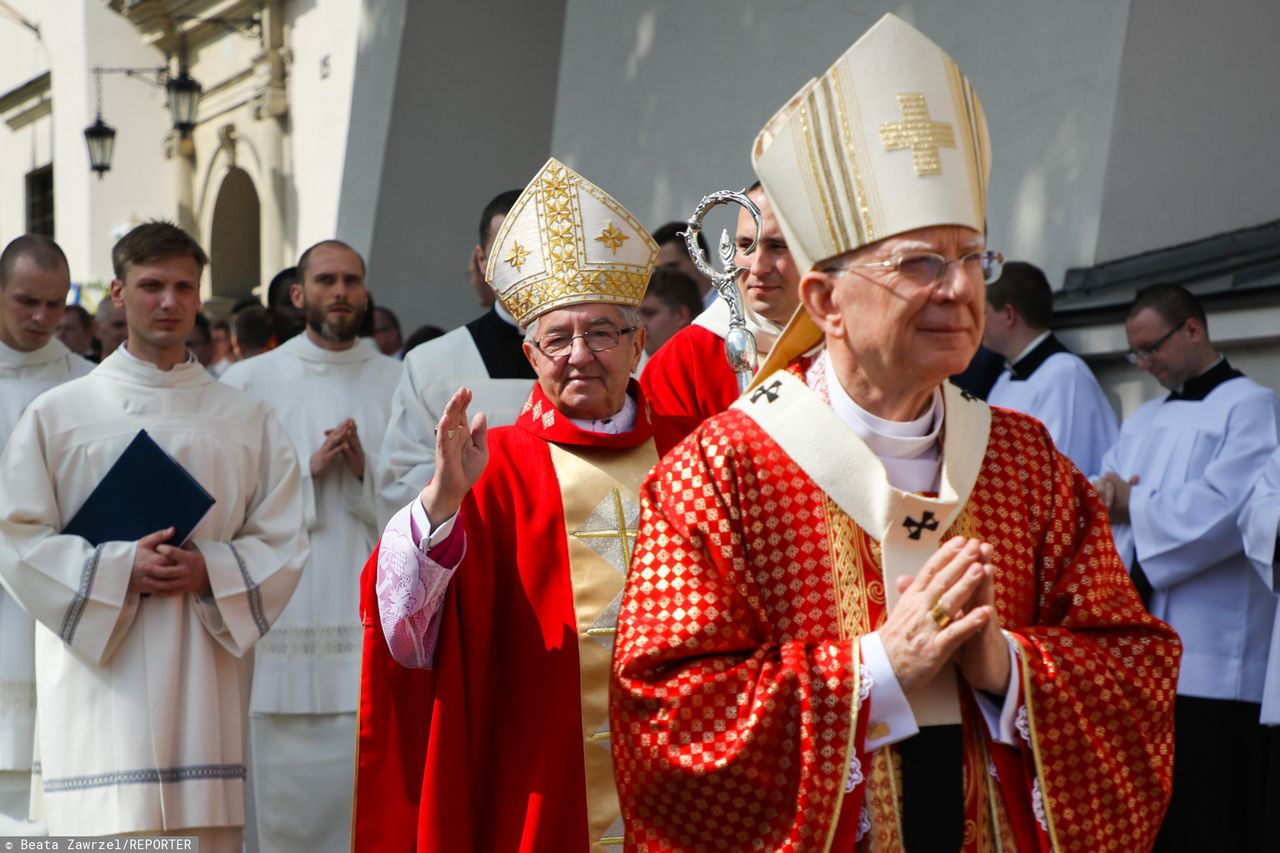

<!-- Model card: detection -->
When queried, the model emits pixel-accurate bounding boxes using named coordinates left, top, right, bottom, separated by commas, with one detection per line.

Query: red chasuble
left=353, top=381, right=680, bottom=853
left=611, top=364, right=1180, bottom=852
left=640, top=323, right=740, bottom=440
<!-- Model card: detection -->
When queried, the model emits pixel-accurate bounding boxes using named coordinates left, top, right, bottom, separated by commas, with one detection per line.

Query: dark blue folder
left=62, top=429, right=215, bottom=546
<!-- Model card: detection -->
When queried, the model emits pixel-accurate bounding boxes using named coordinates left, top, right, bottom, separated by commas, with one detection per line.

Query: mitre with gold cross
left=751, top=12, right=991, bottom=275
left=485, top=157, right=659, bottom=328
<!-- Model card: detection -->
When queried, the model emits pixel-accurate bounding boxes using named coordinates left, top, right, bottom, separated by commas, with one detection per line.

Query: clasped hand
left=129, top=527, right=211, bottom=596
left=879, top=536, right=1010, bottom=695
left=311, top=419, right=365, bottom=479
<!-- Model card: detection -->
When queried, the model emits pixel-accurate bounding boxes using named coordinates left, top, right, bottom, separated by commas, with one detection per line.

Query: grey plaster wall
left=352, top=0, right=568, bottom=332
left=549, top=1, right=1131, bottom=290
left=1095, top=0, right=1280, bottom=261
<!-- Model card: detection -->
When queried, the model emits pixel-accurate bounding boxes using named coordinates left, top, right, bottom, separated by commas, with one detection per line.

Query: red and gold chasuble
left=353, top=381, right=680, bottom=853
left=611, top=364, right=1180, bottom=852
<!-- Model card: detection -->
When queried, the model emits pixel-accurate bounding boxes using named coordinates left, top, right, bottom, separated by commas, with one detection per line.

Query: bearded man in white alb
left=223, top=239, right=401, bottom=851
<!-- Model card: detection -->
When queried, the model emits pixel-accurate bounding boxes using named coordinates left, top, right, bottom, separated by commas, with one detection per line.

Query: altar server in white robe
left=376, top=189, right=535, bottom=521
left=1098, top=282, right=1280, bottom=853
left=0, top=235, right=91, bottom=832
left=0, top=222, right=306, bottom=851
left=983, top=261, right=1117, bottom=478
left=222, top=239, right=401, bottom=852
left=1242, top=448, right=1280, bottom=725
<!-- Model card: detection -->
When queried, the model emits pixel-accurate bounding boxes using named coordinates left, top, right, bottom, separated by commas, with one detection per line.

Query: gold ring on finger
left=446, top=429, right=457, bottom=440
left=929, top=602, right=954, bottom=630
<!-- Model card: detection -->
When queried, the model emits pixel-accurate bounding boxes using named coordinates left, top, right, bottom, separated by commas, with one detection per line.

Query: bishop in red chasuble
left=352, top=158, right=681, bottom=852
left=611, top=14, right=1179, bottom=852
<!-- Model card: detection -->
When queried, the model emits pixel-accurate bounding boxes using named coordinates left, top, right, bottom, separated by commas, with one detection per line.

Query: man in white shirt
left=0, top=235, right=92, bottom=832
left=222, top=240, right=401, bottom=852
left=1099, top=282, right=1280, bottom=852
left=0, top=222, right=306, bottom=850
left=983, top=261, right=1117, bottom=477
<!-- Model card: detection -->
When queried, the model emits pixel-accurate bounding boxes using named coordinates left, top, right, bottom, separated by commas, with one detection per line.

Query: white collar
left=568, top=393, right=637, bottom=435
left=1007, top=329, right=1052, bottom=368
left=118, top=342, right=198, bottom=369
left=821, top=351, right=943, bottom=493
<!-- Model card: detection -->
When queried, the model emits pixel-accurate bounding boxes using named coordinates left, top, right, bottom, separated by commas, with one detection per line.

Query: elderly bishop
left=353, top=159, right=681, bottom=852
left=611, top=16, right=1180, bottom=853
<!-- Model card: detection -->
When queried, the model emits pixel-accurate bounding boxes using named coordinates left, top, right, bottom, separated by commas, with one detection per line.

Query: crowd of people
left=0, top=12, right=1277, bottom=852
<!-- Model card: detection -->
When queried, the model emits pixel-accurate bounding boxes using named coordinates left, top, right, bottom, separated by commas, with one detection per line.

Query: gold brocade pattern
left=504, top=240, right=530, bottom=271
left=879, top=92, right=956, bottom=176
left=549, top=440, right=658, bottom=852
left=864, top=747, right=904, bottom=851
left=488, top=160, right=658, bottom=327
left=825, top=497, right=877, bottom=640
left=594, top=222, right=629, bottom=253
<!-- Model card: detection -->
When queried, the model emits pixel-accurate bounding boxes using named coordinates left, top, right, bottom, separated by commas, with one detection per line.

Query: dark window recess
left=26, top=165, right=53, bottom=237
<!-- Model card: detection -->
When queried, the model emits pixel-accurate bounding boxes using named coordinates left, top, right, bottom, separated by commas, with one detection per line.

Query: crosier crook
left=683, top=189, right=762, bottom=393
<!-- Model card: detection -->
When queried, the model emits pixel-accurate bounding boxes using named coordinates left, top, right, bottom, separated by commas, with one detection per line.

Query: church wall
left=354, top=0, right=569, bottom=333
left=548, top=0, right=1131, bottom=297
left=0, top=1, right=172, bottom=292
left=1095, top=0, right=1280, bottom=263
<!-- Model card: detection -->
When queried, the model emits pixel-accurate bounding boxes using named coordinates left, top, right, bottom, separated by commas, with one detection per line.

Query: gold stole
left=547, top=440, right=658, bottom=851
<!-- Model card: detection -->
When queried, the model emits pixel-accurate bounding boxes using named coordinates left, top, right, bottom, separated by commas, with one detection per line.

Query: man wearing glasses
left=612, top=15, right=1179, bottom=852
left=1099, top=282, right=1279, bottom=852
left=352, top=159, right=681, bottom=852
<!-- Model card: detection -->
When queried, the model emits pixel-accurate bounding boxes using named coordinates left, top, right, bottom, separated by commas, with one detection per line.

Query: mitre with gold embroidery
left=485, top=158, right=658, bottom=327
left=752, top=13, right=991, bottom=274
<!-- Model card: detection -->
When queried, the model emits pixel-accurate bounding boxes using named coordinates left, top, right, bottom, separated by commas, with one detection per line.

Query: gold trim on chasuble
left=1015, top=636, right=1063, bottom=852
left=736, top=372, right=993, bottom=850
left=547, top=440, right=658, bottom=850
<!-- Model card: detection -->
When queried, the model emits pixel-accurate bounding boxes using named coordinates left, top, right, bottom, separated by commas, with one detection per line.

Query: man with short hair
left=613, top=17, right=1178, bottom=851
left=267, top=266, right=304, bottom=344
left=231, top=304, right=275, bottom=360
left=638, top=267, right=701, bottom=355
left=223, top=239, right=401, bottom=852
left=209, top=318, right=234, bottom=376
left=94, top=295, right=128, bottom=358
left=0, top=221, right=307, bottom=848
left=56, top=304, right=97, bottom=361
left=0, top=234, right=91, bottom=832
left=651, top=221, right=713, bottom=306
left=187, top=311, right=215, bottom=368
left=376, top=188, right=533, bottom=522
left=372, top=305, right=403, bottom=357
left=640, top=182, right=803, bottom=438
left=354, top=160, right=680, bottom=851
left=1099, top=282, right=1280, bottom=852
left=983, top=261, right=1117, bottom=477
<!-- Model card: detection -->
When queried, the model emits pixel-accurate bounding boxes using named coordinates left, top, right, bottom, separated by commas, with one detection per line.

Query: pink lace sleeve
left=375, top=501, right=465, bottom=668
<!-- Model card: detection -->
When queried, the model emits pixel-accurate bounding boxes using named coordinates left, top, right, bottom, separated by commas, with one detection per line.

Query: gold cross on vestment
left=573, top=488, right=641, bottom=647
left=879, top=92, right=956, bottom=176
left=573, top=488, right=639, bottom=574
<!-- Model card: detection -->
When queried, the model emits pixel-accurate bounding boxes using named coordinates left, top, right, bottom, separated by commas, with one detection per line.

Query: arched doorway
left=209, top=167, right=261, bottom=306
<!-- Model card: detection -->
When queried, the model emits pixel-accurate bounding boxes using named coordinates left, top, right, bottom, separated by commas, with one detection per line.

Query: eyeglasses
left=531, top=326, right=637, bottom=359
left=835, top=250, right=1005, bottom=287
left=1124, top=319, right=1185, bottom=365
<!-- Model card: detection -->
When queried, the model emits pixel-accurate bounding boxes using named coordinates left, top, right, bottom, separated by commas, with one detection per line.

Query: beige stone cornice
left=0, top=71, right=51, bottom=130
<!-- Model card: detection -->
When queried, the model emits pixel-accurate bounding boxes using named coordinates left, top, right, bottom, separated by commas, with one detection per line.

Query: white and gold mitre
left=485, top=158, right=658, bottom=327
left=752, top=13, right=991, bottom=272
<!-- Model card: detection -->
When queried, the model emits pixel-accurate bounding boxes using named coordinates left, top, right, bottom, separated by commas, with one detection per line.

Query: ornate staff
left=683, top=190, right=762, bottom=394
